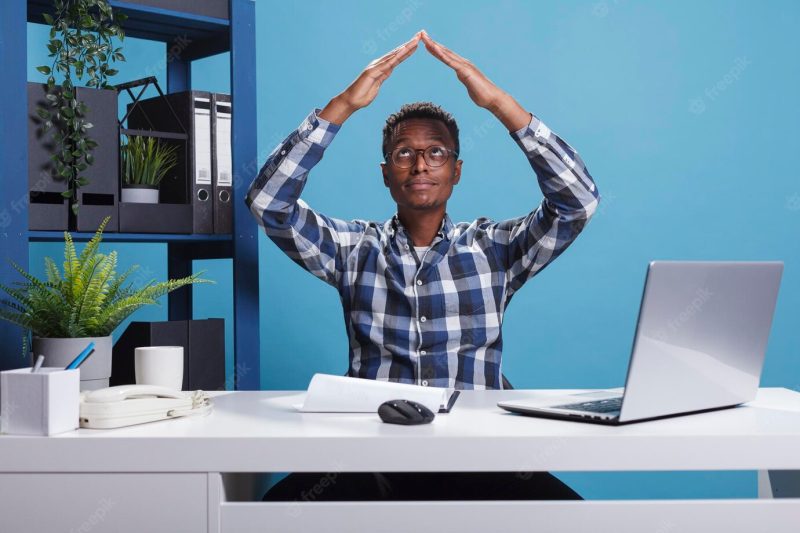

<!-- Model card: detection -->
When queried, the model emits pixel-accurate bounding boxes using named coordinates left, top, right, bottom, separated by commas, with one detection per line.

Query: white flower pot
left=31, top=335, right=113, bottom=391
left=121, top=186, right=159, bottom=203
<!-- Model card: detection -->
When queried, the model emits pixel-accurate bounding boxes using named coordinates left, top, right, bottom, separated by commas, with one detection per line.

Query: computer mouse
left=378, top=399, right=435, bottom=425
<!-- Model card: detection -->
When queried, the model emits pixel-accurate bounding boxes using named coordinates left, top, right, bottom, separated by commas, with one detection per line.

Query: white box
left=0, top=367, right=80, bottom=436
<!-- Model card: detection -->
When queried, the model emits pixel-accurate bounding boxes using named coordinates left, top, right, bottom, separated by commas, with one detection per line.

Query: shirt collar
left=385, top=213, right=454, bottom=242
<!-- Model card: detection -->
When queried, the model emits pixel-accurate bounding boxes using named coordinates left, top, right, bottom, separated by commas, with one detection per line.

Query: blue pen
left=65, top=341, right=95, bottom=370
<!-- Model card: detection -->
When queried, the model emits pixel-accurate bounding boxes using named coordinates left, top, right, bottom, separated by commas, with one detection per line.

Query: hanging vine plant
left=35, top=0, right=127, bottom=218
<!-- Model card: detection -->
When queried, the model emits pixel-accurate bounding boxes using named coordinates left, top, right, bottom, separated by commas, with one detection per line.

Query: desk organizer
left=0, top=367, right=79, bottom=436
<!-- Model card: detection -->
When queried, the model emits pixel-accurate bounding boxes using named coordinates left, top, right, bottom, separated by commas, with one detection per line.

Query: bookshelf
left=0, top=0, right=261, bottom=389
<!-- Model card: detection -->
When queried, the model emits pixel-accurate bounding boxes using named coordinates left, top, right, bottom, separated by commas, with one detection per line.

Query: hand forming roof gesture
left=320, top=30, right=530, bottom=132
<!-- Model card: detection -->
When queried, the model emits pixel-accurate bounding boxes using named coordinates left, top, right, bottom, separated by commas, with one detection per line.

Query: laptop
left=498, top=261, right=783, bottom=425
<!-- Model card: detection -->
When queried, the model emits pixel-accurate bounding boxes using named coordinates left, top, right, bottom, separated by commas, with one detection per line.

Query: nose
left=411, top=150, right=429, bottom=174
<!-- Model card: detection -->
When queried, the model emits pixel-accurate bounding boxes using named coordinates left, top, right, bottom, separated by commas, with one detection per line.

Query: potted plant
left=0, top=217, right=210, bottom=390
left=120, top=134, right=180, bottom=203
left=34, top=0, right=126, bottom=225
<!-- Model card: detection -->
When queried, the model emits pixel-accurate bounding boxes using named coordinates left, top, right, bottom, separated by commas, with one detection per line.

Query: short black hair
left=382, top=101, right=459, bottom=160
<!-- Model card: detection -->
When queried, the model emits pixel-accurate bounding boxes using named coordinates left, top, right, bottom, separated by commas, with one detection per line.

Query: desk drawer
left=0, top=473, right=206, bottom=533
left=209, top=473, right=800, bottom=533
left=217, top=499, right=800, bottom=533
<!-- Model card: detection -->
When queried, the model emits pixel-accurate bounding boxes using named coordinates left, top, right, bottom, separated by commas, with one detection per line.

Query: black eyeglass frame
left=384, top=146, right=460, bottom=169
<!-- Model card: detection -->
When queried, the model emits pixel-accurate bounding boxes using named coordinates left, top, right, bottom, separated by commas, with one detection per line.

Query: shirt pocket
left=443, top=271, right=487, bottom=316
left=440, top=248, right=497, bottom=317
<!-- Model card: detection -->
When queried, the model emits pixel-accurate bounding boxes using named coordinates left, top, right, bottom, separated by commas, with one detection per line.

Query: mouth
left=405, top=180, right=437, bottom=191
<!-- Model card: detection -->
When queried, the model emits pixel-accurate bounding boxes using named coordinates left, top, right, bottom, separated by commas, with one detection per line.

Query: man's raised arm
left=420, top=31, right=600, bottom=292
left=244, top=33, right=422, bottom=286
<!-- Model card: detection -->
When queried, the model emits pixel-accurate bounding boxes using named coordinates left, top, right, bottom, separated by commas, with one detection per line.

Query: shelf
left=28, top=230, right=232, bottom=243
left=4, top=0, right=259, bottom=388
left=27, top=0, right=231, bottom=60
left=121, top=128, right=189, bottom=140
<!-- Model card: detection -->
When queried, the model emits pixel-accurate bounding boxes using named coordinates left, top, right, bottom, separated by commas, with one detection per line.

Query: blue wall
left=249, top=0, right=799, bottom=499
left=252, top=0, right=799, bottom=394
left=23, top=0, right=800, bottom=500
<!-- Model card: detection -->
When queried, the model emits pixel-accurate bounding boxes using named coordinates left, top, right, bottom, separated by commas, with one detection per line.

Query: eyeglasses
left=385, top=145, right=458, bottom=169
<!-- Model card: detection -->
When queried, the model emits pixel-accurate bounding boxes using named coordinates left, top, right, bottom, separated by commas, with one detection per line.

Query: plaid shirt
left=246, top=109, right=600, bottom=389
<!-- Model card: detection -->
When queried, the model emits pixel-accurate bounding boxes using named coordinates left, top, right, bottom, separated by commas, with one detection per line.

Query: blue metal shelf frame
left=29, top=231, right=232, bottom=243
left=0, top=1, right=30, bottom=370
left=0, top=0, right=261, bottom=390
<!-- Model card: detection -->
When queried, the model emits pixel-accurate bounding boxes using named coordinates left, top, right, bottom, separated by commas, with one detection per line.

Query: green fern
left=0, top=217, right=212, bottom=354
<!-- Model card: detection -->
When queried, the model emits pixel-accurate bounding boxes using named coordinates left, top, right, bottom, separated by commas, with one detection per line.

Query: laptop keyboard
left=552, top=397, right=623, bottom=413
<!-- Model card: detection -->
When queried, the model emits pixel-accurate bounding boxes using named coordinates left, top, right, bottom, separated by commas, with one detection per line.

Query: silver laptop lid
left=619, top=261, right=783, bottom=422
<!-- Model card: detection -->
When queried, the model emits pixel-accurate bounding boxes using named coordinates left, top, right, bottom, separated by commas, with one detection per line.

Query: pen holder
left=0, top=367, right=80, bottom=436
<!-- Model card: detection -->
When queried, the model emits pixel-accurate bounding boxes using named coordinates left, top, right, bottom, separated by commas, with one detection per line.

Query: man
left=247, top=31, right=599, bottom=500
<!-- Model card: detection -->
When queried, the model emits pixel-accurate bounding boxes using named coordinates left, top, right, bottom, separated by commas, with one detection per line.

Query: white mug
left=134, top=346, right=184, bottom=390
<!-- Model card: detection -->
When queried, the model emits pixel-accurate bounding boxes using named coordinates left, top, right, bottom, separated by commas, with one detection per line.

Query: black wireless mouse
left=378, top=399, right=435, bottom=425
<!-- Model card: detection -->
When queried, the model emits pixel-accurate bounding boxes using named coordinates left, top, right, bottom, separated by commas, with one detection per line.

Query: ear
left=381, top=162, right=390, bottom=188
left=452, top=159, right=462, bottom=186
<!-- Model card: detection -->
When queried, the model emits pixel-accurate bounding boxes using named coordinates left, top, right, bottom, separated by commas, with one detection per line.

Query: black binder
left=127, top=91, right=214, bottom=234
left=211, top=93, right=232, bottom=234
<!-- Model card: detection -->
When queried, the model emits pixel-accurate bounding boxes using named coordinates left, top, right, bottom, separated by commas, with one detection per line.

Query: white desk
left=1, top=388, right=799, bottom=532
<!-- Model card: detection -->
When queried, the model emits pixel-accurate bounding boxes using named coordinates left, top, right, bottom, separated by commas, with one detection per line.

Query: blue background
left=25, top=0, right=799, bottom=499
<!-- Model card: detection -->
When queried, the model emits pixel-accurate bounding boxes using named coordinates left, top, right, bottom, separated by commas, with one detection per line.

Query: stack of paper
left=297, top=374, right=457, bottom=413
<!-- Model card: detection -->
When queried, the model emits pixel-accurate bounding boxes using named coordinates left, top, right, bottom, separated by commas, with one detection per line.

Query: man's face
left=381, top=118, right=462, bottom=213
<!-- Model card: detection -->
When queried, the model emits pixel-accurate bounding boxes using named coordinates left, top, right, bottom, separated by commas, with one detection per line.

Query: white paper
left=297, top=374, right=450, bottom=413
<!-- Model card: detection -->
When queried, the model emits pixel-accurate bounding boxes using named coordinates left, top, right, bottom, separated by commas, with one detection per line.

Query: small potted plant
left=0, top=217, right=210, bottom=389
left=120, top=134, right=180, bottom=203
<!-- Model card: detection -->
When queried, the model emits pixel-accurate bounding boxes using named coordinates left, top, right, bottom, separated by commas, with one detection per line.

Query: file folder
left=212, top=93, right=232, bottom=234
left=189, top=94, right=213, bottom=234
left=126, top=90, right=214, bottom=234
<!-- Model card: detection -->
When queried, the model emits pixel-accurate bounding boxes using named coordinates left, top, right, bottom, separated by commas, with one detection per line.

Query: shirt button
left=307, top=123, right=313, bottom=130
left=420, top=350, right=427, bottom=355
left=280, top=150, right=286, bottom=155
left=416, top=279, right=422, bottom=286
left=404, top=244, right=410, bottom=250
left=421, top=380, right=429, bottom=387
left=420, top=316, right=427, bottom=323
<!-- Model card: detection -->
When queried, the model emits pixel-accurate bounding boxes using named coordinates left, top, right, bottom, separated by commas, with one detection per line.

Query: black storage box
left=27, top=82, right=119, bottom=232
left=111, top=319, right=225, bottom=391
left=118, top=202, right=193, bottom=234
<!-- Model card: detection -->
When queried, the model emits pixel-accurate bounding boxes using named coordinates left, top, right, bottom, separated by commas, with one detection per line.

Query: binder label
left=215, top=111, right=233, bottom=187
left=194, top=98, right=212, bottom=185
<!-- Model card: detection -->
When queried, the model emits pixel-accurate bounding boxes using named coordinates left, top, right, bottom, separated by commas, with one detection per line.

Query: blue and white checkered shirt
left=246, top=109, right=600, bottom=389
